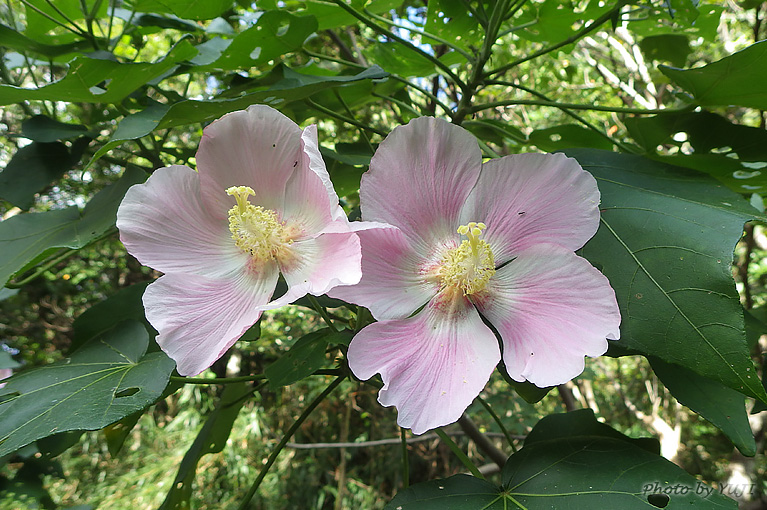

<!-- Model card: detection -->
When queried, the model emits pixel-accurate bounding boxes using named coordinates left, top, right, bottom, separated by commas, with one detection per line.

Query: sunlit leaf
left=0, top=39, right=197, bottom=106
left=0, top=321, right=175, bottom=458
left=661, top=40, right=767, bottom=110
left=88, top=65, right=388, bottom=167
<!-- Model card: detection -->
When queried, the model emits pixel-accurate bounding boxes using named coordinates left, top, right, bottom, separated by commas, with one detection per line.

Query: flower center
left=226, top=186, right=294, bottom=265
left=437, top=222, right=495, bottom=295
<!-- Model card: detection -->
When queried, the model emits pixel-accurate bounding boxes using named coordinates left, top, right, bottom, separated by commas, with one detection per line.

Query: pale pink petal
left=461, top=153, right=600, bottom=265
left=270, top=231, right=362, bottom=307
left=117, top=165, right=247, bottom=279
left=145, top=266, right=279, bottom=376
left=197, top=105, right=302, bottom=217
left=298, top=124, right=346, bottom=222
left=361, top=117, right=482, bottom=254
left=348, top=295, right=500, bottom=435
left=476, top=245, right=620, bottom=387
left=328, top=224, right=440, bottom=321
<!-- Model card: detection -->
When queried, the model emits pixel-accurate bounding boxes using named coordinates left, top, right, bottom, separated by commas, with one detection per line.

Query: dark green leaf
left=128, top=0, right=234, bottom=20
left=649, top=357, right=755, bottom=456
left=159, top=382, right=250, bottom=510
left=266, top=328, right=346, bottom=388
left=529, top=124, right=614, bottom=152
left=571, top=149, right=767, bottom=403
left=501, top=409, right=736, bottom=509
left=639, top=34, right=691, bottom=67
left=0, top=166, right=146, bottom=286
left=21, top=115, right=91, bottom=142
left=0, top=321, right=175, bottom=458
left=388, top=410, right=735, bottom=509
left=72, top=282, right=152, bottom=351
left=0, top=39, right=197, bottom=106
left=0, top=142, right=72, bottom=209
left=660, top=40, right=767, bottom=110
left=385, top=475, right=504, bottom=509
left=626, top=111, right=767, bottom=194
left=103, top=411, right=143, bottom=457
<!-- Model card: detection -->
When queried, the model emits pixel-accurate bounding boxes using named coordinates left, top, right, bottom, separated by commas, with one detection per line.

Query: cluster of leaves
left=1, top=0, right=767, bottom=508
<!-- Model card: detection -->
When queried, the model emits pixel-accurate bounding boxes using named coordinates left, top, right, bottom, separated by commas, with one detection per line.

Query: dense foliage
left=1, top=0, right=767, bottom=509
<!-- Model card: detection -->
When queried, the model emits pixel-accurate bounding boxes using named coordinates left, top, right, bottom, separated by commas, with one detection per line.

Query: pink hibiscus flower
left=331, top=117, right=621, bottom=434
left=117, top=105, right=362, bottom=376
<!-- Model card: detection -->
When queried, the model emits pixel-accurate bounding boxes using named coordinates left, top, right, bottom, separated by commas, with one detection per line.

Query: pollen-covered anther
left=226, top=186, right=294, bottom=265
left=437, top=222, right=495, bottom=295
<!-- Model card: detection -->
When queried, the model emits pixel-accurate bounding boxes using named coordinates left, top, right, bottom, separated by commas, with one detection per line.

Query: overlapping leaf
left=0, top=166, right=145, bottom=285
left=0, top=321, right=175, bottom=458
left=570, top=149, right=766, bottom=403
left=0, top=39, right=197, bottom=106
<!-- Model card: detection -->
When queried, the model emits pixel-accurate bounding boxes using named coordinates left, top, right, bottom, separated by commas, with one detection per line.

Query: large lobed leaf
left=0, top=321, right=175, bottom=458
left=570, top=149, right=766, bottom=404
left=387, top=410, right=736, bottom=509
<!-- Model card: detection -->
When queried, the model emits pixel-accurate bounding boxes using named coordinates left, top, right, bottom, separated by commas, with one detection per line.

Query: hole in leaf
left=647, top=494, right=670, bottom=508
left=276, top=20, right=289, bottom=36
left=114, top=387, right=139, bottom=398
left=249, top=47, right=262, bottom=60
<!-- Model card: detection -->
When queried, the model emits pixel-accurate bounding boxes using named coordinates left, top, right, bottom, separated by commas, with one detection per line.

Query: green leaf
left=660, top=40, right=767, bottom=110
left=0, top=166, right=145, bottom=286
left=88, top=65, right=388, bottom=167
left=159, top=382, right=250, bottom=510
left=0, top=39, right=197, bottom=106
left=388, top=410, right=736, bottom=509
left=639, top=34, right=691, bottom=67
left=0, top=141, right=74, bottom=209
left=516, top=0, right=612, bottom=44
left=72, top=282, right=152, bottom=351
left=265, top=328, right=349, bottom=388
left=0, top=321, right=175, bottom=458
left=649, top=357, right=756, bottom=456
left=22, top=0, right=107, bottom=43
left=21, top=115, right=91, bottom=142
left=571, top=149, right=767, bottom=404
left=528, top=124, right=613, bottom=152
left=363, top=42, right=465, bottom=78
left=625, top=111, right=767, bottom=194
left=0, top=23, right=92, bottom=58
left=424, top=0, right=482, bottom=51
left=129, top=0, right=234, bottom=20
left=191, top=11, right=317, bottom=71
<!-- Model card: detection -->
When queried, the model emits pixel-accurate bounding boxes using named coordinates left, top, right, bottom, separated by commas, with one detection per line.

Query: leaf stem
left=329, top=0, right=468, bottom=93
left=435, top=428, right=484, bottom=479
left=400, top=427, right=410, bottom=489
left=307, top=294, right=339, bottom=332
left=471, top=98, right=694, bottom=115
left=305, top=98, right=386, bottom=136
left=237, top=375, right=345, bottom=509
left=477, top=395, right=517, bottom=452
left=363, top=8, right=473, bottom=61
